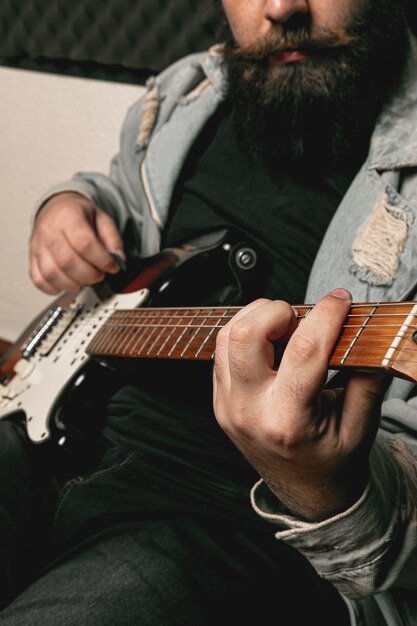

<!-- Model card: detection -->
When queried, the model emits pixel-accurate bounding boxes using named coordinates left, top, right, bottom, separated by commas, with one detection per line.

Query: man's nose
left=264, top=0, right=309, bottom=24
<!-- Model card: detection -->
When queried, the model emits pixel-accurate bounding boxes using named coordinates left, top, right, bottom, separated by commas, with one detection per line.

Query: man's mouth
left=272, top=50, right=309, bottom=64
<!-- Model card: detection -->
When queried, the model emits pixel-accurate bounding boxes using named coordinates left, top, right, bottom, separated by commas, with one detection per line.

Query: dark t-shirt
left=103, top=104, right=357, bottom=520
left=164, top=104, right=355, bottom=303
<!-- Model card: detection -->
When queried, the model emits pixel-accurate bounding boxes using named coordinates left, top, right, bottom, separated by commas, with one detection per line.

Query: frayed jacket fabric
left=37, top=36, right=417, bottom=626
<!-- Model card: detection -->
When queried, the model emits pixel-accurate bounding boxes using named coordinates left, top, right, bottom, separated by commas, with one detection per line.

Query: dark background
left=0, top=0, right=219, bottom=84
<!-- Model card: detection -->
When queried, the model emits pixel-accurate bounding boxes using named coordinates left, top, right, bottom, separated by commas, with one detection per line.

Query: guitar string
left=78, top=313, right=417, bottom=336
left=86, top=310, right=417, bottom=322
left=86, top=321, right=417, bottom=335
left=82, top=312, right=416, bottom=326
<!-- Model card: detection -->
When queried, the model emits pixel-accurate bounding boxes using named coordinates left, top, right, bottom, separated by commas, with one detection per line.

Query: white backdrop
left=0, top=67, right=143, bottom=342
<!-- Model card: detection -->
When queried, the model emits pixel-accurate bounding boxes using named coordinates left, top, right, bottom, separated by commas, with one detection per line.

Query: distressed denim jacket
left=37, top=35, right=417, bottom=626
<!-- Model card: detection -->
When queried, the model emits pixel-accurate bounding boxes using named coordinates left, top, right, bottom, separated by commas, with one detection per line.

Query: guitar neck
left=86, top=301, right=417, bottom=382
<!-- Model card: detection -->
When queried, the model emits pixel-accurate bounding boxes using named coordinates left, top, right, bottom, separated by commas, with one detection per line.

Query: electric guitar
left=2, top=229, right=417, bottom=444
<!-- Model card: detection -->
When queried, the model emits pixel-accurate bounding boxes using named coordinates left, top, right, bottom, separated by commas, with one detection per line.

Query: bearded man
left=1, top=1, right=417, bottom=624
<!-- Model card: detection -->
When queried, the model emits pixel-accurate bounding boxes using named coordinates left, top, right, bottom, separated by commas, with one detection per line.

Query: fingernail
left=330, top=288, right=352, bottom=301
left=113, top=248, right=126, bottom=261
left=109, top=251, right=127, bottom=271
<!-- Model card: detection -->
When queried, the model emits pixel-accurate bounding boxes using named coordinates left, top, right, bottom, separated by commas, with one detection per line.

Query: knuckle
left=277, top=431, right=303, bottom=451
left=55, top=250, right=76, bottom=272
left=265, top=416, right=305, bottom=450
left=290, top=333, right=317, bottom=363
left=223, top=405, right=254, bottom=438
left=41, top=264, right=58, bottom=283
left=229, top=318, right=257, bottom=345
left=263, top=422, right=290, bottom=447
left=71, top=232, right=95, bottom=255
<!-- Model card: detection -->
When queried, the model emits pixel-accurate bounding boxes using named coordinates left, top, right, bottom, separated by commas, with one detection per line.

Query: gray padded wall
left=0, top=0, right=219, bottom=83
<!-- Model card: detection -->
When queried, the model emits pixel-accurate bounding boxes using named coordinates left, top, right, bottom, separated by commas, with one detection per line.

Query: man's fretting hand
left=213, top=289, right=390, bottom=521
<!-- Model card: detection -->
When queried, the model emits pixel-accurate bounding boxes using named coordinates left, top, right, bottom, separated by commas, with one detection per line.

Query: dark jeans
left=0, top=418, right=350, bottom=625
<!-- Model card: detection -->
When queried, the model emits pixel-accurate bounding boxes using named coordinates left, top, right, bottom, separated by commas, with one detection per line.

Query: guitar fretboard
left=85, top=302, right=417, bottom=381
left=87, top=306, right=236, bottom=361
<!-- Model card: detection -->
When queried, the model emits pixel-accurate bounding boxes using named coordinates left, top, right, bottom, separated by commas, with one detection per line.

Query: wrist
left=265, top=466, right=370, bottom=522
left=35, top=191, right=91, bottom=223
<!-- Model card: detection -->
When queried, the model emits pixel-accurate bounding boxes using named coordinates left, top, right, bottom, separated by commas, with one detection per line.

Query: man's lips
left=272, top=50, right=309, bottom=64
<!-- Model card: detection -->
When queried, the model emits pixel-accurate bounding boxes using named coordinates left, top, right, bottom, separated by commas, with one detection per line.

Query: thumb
left=344, top=372, right=392, bottom=440
left=94, top=208, right=125, bottom=261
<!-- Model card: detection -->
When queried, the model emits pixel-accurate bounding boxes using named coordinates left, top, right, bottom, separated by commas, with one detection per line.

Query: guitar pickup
left=21, top=305, right=82, bottom=358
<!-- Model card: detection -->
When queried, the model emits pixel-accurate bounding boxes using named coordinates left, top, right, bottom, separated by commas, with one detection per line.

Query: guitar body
left=0, top=230, right=264, bottom=443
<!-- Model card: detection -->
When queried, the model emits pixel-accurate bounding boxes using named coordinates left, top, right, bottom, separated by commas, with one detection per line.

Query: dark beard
left=221, top=2, right=410, bottom=170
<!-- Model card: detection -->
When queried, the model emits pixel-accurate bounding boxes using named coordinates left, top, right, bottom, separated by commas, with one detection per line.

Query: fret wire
left=134, top=309, right=165, bottom=356
left=91, top=314, right=114, bottom=353
left=180, top=309, right=215, bottom=357
left=145, top=309, right=171, bottom=355
left=381, top=304, right=417, bottom=368
left=148, top=318, right=173, bottom=355
left=340, top=305, right=378, bottom=365
left=122, top=313, right=149, bottom=354
left=105, top=325, right=126, bottom=354
left=135, top=310, right=164, bottom=356
left=167, top=309, right=200, bottom=357
left=128, top=309, right=155, bottom=355
left=156, top=309, right=185, bottom=356
left=105, top=312, right=132, bottom=354
left=97, top=319, right=123, bottom=354
left=134, top=308, right=158, bottom=356
left=195, top=308, right=229, bottom=358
